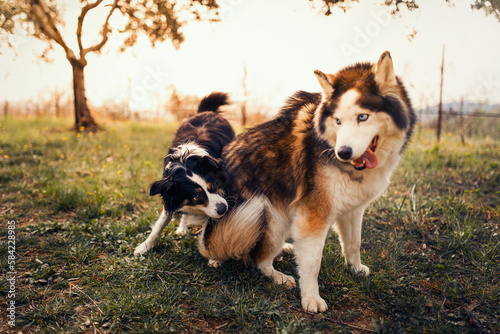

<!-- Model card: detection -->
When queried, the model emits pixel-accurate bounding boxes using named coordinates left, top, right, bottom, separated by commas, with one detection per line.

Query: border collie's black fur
left=166, top=95, right=235, bottom=160
left=134, top=92, right=235, bottom=255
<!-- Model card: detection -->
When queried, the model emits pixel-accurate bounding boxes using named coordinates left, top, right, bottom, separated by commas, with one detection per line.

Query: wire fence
left=417, top=106, right=500, bottom=142
left=3, top=99, right=500, bottom=142
left=418, top=110, right=500, bottom=118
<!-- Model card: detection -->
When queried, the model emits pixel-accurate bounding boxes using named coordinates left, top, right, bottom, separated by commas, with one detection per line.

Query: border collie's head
left=150, top=155, right=229, bottom=219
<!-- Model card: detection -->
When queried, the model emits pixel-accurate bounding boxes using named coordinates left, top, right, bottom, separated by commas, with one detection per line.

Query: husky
left=198, top=52, right=416, bottom=313
left=134, top=92, right=235, bottom=256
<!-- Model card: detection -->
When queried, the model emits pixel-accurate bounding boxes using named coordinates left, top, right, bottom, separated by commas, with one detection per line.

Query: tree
left=312, top=0, right=500, bottom=20
left=0, top=0, right=219, bottom=131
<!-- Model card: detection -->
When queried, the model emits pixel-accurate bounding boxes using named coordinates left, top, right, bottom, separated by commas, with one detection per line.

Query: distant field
left=1, top=116, right=499, bottom=333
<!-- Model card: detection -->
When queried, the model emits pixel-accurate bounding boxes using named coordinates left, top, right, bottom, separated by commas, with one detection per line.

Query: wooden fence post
left=437, top=44, right=445, bottom=142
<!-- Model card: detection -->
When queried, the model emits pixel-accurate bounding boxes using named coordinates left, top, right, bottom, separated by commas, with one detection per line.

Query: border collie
left=134, top=92, right=235, bottom=255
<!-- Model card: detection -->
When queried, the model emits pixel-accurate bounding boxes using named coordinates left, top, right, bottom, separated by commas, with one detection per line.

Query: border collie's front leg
left=176, top=214, right=208, bottom=235
left=134, top=208, right=172, bottom=255
left=175, top=215, right=189, bottom=235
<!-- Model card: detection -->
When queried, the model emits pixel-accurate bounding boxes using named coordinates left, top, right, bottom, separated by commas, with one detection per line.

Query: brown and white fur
left=198, top=52, right=416, bottom=313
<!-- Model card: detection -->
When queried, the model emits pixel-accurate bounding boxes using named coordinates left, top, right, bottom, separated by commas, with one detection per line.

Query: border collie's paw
left=282, top=242, right=294, bottom=253
left=175, top=225, right=188, bottom=236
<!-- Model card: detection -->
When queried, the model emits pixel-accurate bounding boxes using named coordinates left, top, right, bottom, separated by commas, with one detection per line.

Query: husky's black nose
left=337, top=146, right=352, bottom=160
left=216, top=203, right=227, bottom=215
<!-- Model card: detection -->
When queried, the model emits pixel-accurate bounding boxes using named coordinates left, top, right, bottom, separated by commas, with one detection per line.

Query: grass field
left=1, top=116, right=499, bottom=333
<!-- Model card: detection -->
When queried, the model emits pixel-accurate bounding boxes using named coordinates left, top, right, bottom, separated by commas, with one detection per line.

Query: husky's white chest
left=324, top=166, right=392, bottom=214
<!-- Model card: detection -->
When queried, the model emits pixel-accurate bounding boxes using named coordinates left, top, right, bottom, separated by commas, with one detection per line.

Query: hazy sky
left=1, top=0, right=499, bottom=113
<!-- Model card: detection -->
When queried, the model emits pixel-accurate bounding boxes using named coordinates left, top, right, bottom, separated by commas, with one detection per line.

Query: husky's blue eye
left=358, top=114, right=369, bottom=122
left=335, top=118, right=341, bottom=125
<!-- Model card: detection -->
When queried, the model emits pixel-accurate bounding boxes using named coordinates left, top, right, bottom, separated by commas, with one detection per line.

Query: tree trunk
left=70, top=58, right=100, bottom=131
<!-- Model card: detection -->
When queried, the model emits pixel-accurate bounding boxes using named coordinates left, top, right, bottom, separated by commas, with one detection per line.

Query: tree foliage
left=0, top=0, right=220, bottom=130
left=312, top=0, right=500, bottom=20
left=310, top=0, right=420, bottom=15
left=117, top=0, right=219, bottom=51
left=471, top=0, right=500, bottom=21
left=0, top=0, right=219, bottom=57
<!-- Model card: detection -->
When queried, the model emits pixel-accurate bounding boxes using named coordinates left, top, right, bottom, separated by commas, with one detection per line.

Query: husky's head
left=314, top=51, right=415, bottom=171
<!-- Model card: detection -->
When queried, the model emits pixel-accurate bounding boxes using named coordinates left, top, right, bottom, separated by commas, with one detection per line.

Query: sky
left=1, top=0, right=500, bottom=116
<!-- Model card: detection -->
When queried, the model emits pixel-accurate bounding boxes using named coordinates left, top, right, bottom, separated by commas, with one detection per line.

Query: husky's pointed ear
left=149, top=177, right=172, bottom=196
left=374, top=51, right=398, bottom=96
left=314, top=70, right=335, bottom=97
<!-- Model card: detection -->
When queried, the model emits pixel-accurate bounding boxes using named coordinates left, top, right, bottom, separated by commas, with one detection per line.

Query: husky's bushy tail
left=197, top=92, right=229, bottom=114
left=198, top=197, right=266, bottom=264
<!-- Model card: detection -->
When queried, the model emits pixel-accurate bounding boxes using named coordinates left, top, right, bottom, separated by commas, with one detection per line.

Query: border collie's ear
left=149, top=177, right=172, bottom=196
left=185, top=156, right=200, bottom=171
left=199, top=156, right=223, bottom=172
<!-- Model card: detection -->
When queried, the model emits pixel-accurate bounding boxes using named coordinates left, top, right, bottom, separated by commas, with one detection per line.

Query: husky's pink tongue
left=352, top=147, right=378, bottom=169
left=363, top=148, right=378, bottom=169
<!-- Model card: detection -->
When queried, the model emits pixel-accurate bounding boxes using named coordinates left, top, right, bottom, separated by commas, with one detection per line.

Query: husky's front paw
left=273, top=272, right=296, bottom=289
left=302, top=295, right=328, bottom=313
left=208, top=259, right=222, bottom=268
left=134, top=242, right=149, bottom=256
left=351, top=263, right=370, bottom=276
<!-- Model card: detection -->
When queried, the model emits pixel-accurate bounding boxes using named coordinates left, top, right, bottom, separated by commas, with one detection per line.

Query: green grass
left=0, top=116, right=499, bottom=333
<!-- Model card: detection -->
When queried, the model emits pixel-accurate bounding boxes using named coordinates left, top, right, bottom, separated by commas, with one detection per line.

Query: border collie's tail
left=199, top=196, right=266, bottom=264
left=197, top=92, right=229, bottom=113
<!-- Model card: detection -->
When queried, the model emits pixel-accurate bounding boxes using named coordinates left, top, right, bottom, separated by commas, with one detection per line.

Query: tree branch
left=81, top=0, right=119, bottom=58
left=76, top=0, right=105, bottom=54
left=29, top=0, right=69, bottom=52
